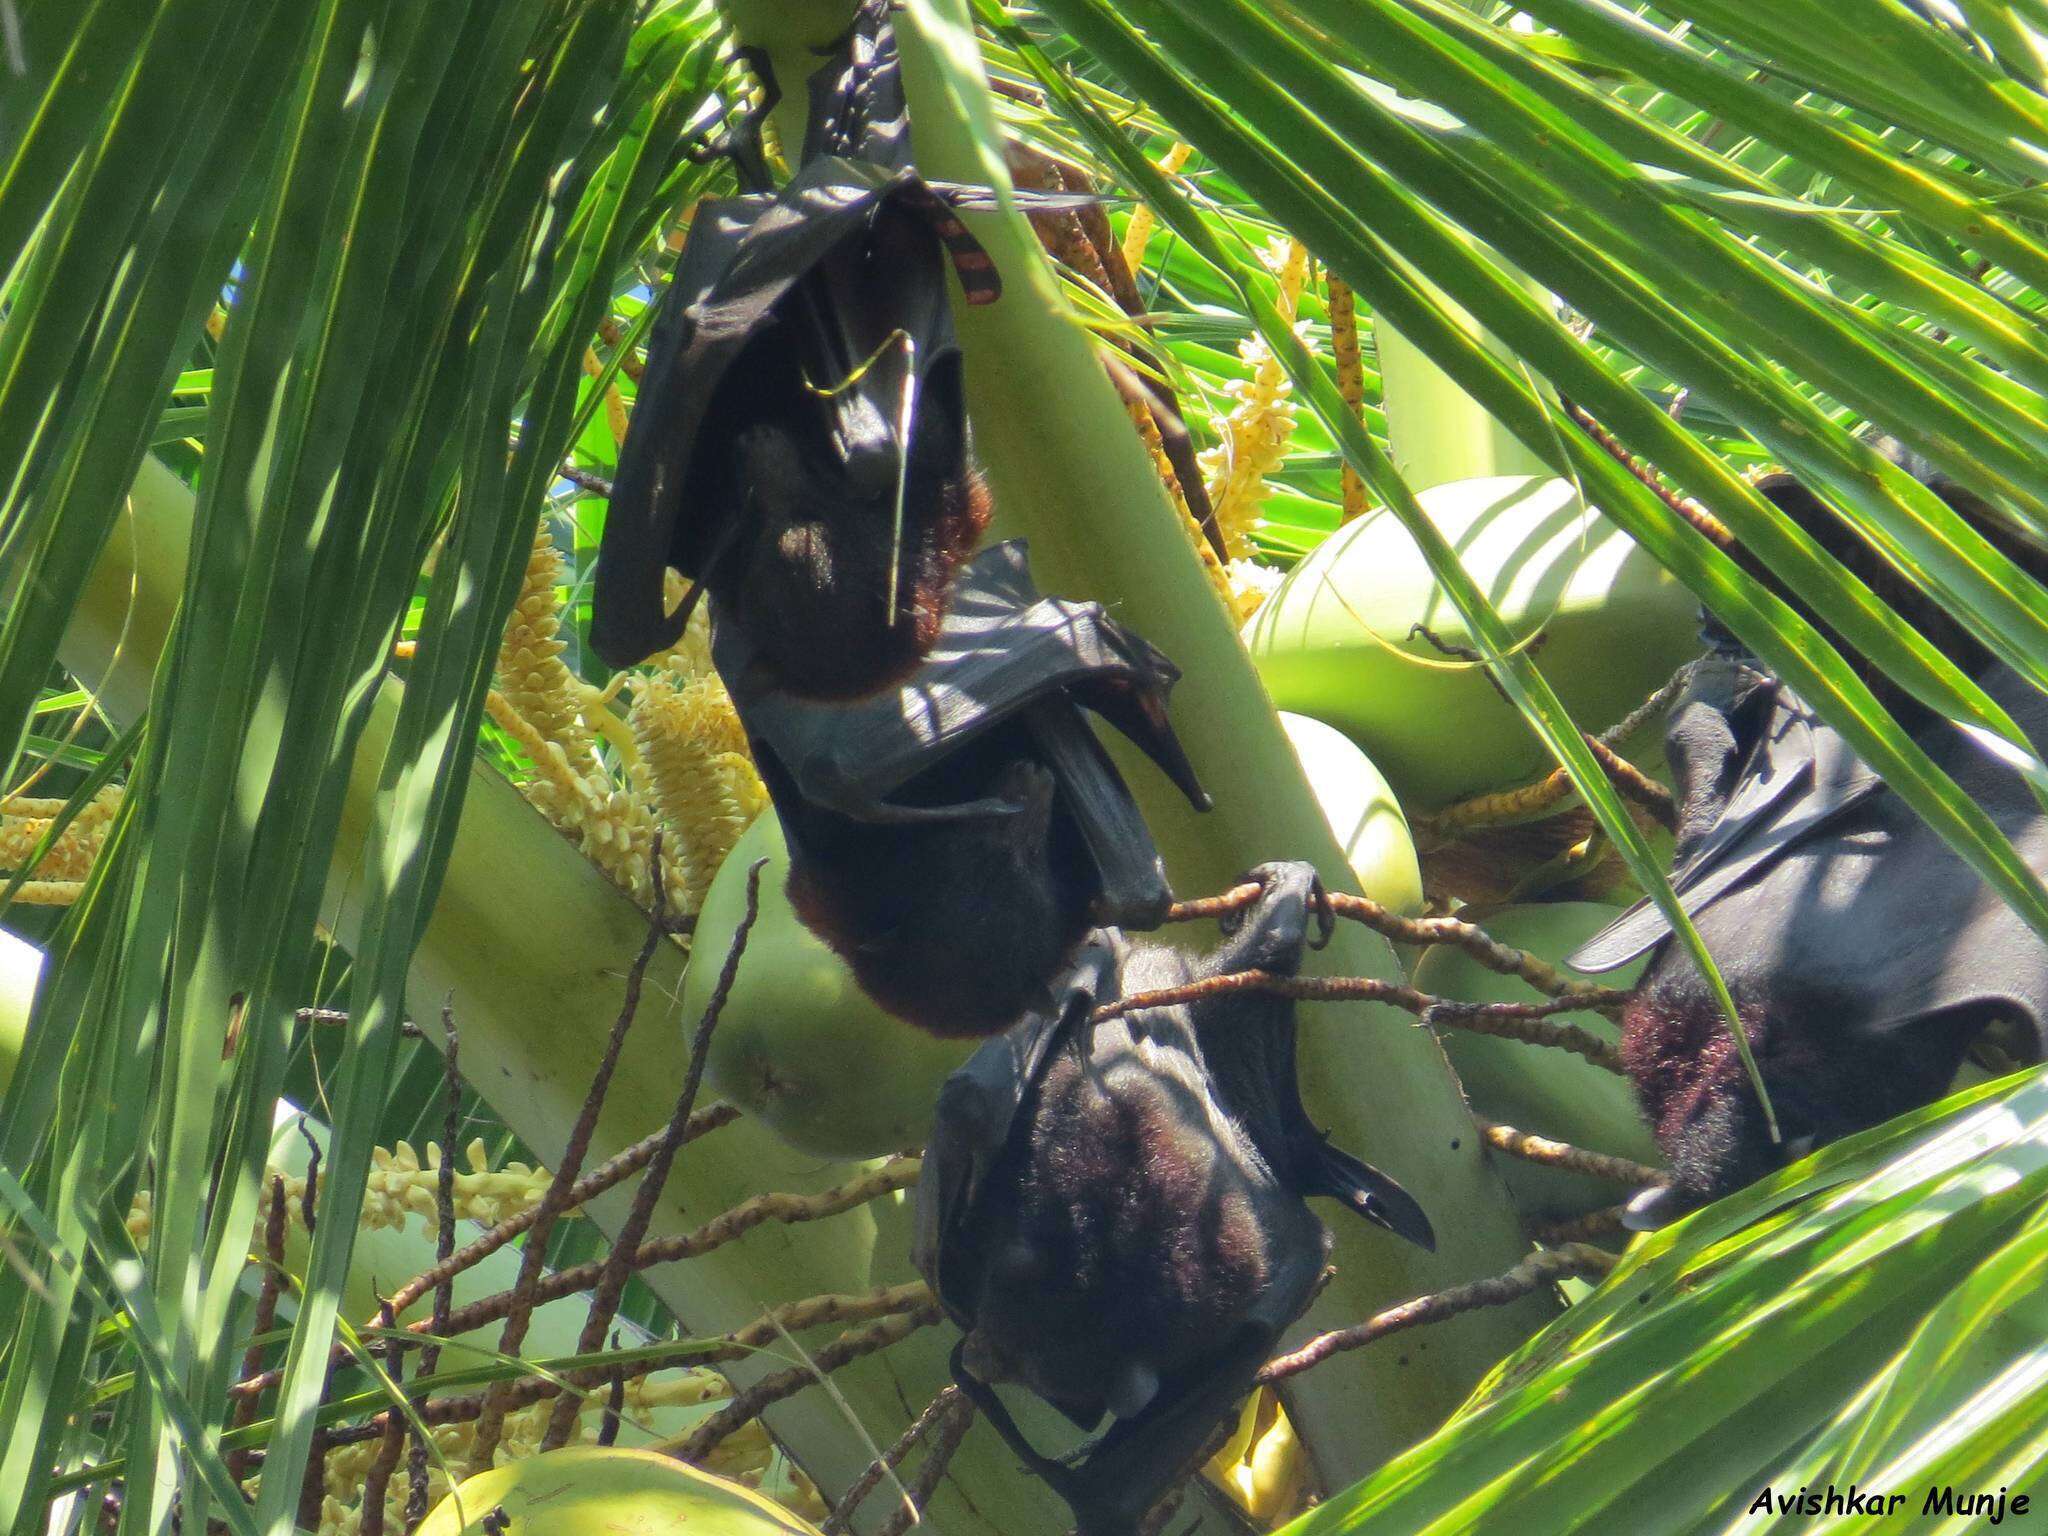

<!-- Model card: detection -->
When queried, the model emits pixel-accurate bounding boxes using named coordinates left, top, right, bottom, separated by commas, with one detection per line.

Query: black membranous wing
left=796, top=0, right=1022, bottom=303
left=720, top=540, right=1211, bottom=824
left=803, top=0, right=911, bottom=174
left=1684, top=658, right=2048, bottom=1043
left=589, top=186, right=759, bottom=669
left=913, top=938, right=1118, bottom=1330
left=1569, top=675, right=1883, bottom=974
left=1303, top=1141, right=1436, bottom=1251
left=591, top=150, right=1001, bottom=669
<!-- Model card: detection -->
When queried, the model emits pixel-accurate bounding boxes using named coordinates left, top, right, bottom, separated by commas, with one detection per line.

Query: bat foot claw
left=1224, top=861, right=1332, bottom=956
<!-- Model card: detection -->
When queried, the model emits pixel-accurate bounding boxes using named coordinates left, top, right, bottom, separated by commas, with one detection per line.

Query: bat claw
left=1621, top=1182, right=1696, bottom=1231
left=1308, top=877, right=1335, bottom=950
left=1225, top=861, right=1329, bottom=957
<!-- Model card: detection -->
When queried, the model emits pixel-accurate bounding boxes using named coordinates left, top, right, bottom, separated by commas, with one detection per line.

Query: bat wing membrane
left=592, top=156, right=990, bottom=669
left=1570, top=674, right=1883, bottom=974
left=912, top=939, right=1117, bottom=1328
left=1303, top=1141, right=1436, bottom=1251
left=722, top=540, right=1209, bottom=823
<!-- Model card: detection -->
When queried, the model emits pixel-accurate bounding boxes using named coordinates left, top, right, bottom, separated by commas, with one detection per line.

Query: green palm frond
left=8, top=0, right=2048, bottom=1530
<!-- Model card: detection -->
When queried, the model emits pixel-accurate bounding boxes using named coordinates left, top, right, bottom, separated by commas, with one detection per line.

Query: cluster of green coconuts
left=411, top=475, right=1714, bottom=1531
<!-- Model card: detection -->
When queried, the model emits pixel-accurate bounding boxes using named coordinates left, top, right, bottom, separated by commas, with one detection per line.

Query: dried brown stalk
left=822, top=1386, right=961, bottom=1536
left=1529, top=1206, right=1628, bottom=1245
left=1419, top=665, right=1693, bottom=840
left=1258, top=1244, right=1617, bottom=1383
left=1422, top=734, right=1673, bottom=840
left=598, top=1344, right=627, bottom=1447
left=226, top=1154, right=915, bottom=1407
left=1478, top=1121, right=1667, bottom=1189
left=335, top=1285, right=935, bottom=1441
left=1420, top=996, right=1627, bottom=1073
left=557, top=463, right=615, bottom=499
left=358, top=1303, right=406, bottom=1536
left=409, top=1011, right=464, bottom=1526
left=1091, top=970, right=1627, bottom=1070
left=296, top=1140, right=330, bottom=1528
left=226, top=1175, right=290, bottom=1486
left=469, top=836, right=675, bottom=1472
left=1007, top=140, right=1224, bottom=563
left=424, top=1159, right=923, bottom=1345
left=377, top=1103, right=739, bottom=1325
left=1169, top=883, right=1611, bottom=1001
left=1563, top=399, right=1733, bottom=549
left=540, top=859, right=767, bottom=1449
left=671, top=1303, right=944, bottom=1464
left=871, top=1389, right=977, bottom=1536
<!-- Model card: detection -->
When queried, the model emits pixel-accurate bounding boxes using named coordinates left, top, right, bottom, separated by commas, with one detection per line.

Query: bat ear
left=1308, top=1142, right=1436, bottom=1251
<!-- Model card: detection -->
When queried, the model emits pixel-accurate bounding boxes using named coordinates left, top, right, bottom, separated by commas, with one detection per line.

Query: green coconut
left=697, top=814, right=974, bottom=1160
left=1278, top=712, right=1423, bottom=916
left=1410, top=901, right=1661, bottom=1221
left=1244, top=475, right=1700, bottom=810
left=419, top=1445, right=821, bottom=1536
left=0, top=927, right=37, bottom=1095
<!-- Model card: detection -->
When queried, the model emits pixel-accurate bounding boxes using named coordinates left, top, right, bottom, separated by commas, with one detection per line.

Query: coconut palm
left=3, top=1, right=2047, bottom=1532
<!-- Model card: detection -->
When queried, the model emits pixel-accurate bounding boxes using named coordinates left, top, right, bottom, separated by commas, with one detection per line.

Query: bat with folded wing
left=1570, top=455, right=2048, bottom=1226
left=592, top=0, right=1000, bottom=697
left=914, top=862, right=1434, bottom=1536
left=721, top=539, right=1213, bottom=1036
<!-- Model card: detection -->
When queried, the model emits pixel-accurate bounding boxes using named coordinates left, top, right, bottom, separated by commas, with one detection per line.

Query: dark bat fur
left=915, top=863, right=1433, bottom=1536
left=776, top=734, right=1093, bottom=1036
left=707, top=317, right=991, bottom=700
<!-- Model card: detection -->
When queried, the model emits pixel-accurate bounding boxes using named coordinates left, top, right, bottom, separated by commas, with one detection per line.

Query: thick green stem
left=1376, top=276, right=1550, bottom=492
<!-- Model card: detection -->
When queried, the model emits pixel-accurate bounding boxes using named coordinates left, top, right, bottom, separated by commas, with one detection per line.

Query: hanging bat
left=590, top=0, right=1000, bottom=697
left=722, top=539, right=1213, bottom=1036
left=914, top=862, right=1435, bottom=1536
left=1569, top=460, right=2048, bottom=1227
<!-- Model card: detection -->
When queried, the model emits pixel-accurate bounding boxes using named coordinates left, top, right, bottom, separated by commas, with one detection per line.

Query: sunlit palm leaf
left=1288, top=1067, right=2048, bottom=1535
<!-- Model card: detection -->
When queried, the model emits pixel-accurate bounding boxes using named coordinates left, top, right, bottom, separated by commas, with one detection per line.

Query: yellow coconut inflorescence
left=695, top=813, right=976, bottom=1159
left=419, top=1446, right=822, bottom=1536
left=1245, top=474, right=1700, bottom=810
